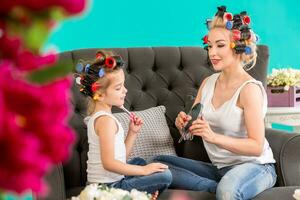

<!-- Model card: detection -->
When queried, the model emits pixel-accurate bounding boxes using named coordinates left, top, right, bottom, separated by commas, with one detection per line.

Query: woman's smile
left=210, top=58, right=221, bottom=65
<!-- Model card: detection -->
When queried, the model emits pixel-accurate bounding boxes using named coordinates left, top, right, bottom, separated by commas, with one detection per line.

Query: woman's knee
left=216, top=179, right=241, bottom=200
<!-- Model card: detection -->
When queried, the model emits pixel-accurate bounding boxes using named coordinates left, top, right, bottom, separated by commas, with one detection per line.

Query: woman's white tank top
left=201, top=73, right=275, bottom=169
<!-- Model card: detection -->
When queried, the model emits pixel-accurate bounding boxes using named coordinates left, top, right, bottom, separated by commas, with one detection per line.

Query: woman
left=152, top=6, right=277, bottom=200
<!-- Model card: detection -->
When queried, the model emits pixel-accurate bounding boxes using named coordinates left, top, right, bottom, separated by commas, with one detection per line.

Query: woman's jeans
left=152, top=155, right=277, bottom=200
left=106, top=157, right=172, bottom=194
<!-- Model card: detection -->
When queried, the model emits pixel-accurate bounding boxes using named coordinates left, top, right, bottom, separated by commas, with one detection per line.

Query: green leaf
left=0, top=192, right=5, bottom=200
left=50, top=8, right=65, bottom=21
left=23, top=20, right=50, bottom=52
left=27, top=59, right=74, bottom=84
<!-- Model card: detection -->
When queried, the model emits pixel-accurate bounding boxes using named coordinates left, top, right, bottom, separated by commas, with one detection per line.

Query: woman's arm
left=175, top=77, right=209, bottom=130
left=191, top=83, right=265, bottom=156
left=95, top=116, right=166, bottom=176
left=193, top=77, right=209, bottom=107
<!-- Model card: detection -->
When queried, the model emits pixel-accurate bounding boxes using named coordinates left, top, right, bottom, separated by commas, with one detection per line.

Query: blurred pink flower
left=169, top=191, right=191, bottom=200
left=0, top=114, right=47, bottom=194
left=0, top=0, right=87, bottom=15
left=17, top=51, right=57, bottom=71
left=0, top=34, right=57, bottom=71
left=0, top=0, right=87, bottom=196
left=0, top=62, right=75, bottom=194
left=0, top=34, right=22, bottom=61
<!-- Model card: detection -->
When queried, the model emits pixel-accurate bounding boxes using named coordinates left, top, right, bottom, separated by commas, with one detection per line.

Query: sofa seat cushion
left=66, top=186, right=85, bottom=199
left=253, top=186, right=300, bottom=200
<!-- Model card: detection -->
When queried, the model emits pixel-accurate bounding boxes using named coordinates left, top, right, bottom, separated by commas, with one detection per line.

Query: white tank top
left=85, top=111, right=126, bottom=183
left=201, top=73, right=275, bottom=169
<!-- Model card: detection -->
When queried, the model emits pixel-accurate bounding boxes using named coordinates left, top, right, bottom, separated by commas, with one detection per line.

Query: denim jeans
left=152, top=155, right=277, bottom=200
left=106, top=157, right=172, bottom=194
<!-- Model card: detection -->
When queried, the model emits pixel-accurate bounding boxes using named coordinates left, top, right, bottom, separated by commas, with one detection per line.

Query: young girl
left=153, top=6, right=277, bottom=200
left=76, top=51, right=172, bottom=195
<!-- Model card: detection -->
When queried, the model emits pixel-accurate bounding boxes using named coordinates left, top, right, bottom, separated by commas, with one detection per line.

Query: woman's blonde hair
left=207, top=6, right=258, bottom=71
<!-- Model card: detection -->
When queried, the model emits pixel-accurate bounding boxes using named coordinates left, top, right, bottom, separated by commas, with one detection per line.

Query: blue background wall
left=46, top=0, right=300, bottom=74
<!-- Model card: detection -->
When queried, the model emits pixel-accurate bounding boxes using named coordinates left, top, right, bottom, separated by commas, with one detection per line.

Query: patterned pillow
left=113, top=106, right=177, bottom=160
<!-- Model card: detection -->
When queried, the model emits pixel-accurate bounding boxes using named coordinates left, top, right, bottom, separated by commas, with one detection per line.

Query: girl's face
left=207, top=28, right=241, bottom=71
left=101, top=69, right=127, bottom=107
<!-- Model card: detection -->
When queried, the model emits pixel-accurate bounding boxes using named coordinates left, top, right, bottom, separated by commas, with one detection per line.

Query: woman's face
left=207, top=28, right=240, bottom=71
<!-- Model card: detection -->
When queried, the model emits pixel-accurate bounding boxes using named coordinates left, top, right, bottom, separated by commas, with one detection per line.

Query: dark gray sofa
left=40, top=46, right=300, bottom=200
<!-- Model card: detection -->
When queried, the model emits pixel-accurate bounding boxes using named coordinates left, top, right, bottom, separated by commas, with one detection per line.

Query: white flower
left=79, top=184, right=102, bottom=200
left=130, top=189, right=151, bottom=200
left=267, top=68, right=300, bottom=87
left=110, top=188, right=130, bottom=199
left=294, top=189, right=300, bottom=200
left=72, top=184, right=151, bottom=200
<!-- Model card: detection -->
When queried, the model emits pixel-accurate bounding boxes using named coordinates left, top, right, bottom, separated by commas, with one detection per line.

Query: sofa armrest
left=265, top=128, right=300, bottom=186
left=37, top=164, right=66, bottom=200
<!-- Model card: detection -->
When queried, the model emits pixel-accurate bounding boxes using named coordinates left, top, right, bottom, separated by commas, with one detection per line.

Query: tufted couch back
left=58, top=46, right=269, bottom=197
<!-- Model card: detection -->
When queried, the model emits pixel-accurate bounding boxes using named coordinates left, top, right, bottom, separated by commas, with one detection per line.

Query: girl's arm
left=124, top=130, right=138, bottom=159
left=95, top=116, right=165, bottom=176
left=124, top=115, right=143, bottom=159
left=191, top=83, right=265, bottom=156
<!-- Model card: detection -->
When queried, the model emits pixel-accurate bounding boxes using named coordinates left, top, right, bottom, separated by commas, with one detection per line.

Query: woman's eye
left=207, top=45, right=212, bottom=49
left=217, top=44, right=225, bottom=48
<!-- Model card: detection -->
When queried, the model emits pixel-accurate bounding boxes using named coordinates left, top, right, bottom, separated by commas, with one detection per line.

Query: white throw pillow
left=113, top=106, right=177, bottom=160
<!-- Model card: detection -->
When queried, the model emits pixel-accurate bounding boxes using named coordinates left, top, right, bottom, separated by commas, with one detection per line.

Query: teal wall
left=46, top=0, right=300, bottom=74
left=45, top=0, right=300, bottom=133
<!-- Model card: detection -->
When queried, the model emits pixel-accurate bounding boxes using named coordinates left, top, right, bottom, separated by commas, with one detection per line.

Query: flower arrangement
left=71, top=184, right=152, bottom=200
left=0, top=0, right=88, bottom=197
left=267, top=68, right=300, bottom=89
left=294, top=189, right=300, bottom=200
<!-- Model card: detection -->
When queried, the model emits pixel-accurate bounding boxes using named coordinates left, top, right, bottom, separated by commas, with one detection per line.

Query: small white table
left=265, top=107, right=300, bottom=133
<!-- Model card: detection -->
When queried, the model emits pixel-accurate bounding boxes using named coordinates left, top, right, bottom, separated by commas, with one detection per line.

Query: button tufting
left=178, top=65, right=184, bottom=70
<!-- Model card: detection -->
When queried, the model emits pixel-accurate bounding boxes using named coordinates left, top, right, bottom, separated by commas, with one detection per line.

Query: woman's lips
left=210, top=59, right=220, bottom=65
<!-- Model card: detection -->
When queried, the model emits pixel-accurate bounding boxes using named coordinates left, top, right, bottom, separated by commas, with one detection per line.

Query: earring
left=93, top=94, right=100, bottom=101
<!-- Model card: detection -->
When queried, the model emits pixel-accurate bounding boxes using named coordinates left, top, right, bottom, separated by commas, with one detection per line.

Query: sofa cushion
left=114, top=106, right=177, bottom=160
left=253, top=186, right=300, bottom=200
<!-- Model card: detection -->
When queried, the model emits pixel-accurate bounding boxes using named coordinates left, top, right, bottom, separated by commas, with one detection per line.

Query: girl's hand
left=175, top=111, right=192, bottom=130
left=128, top=113, right=143, bottom=134
left=189, top=117, right=216, bottom=143
left=142, top=163, right=168, bottom=175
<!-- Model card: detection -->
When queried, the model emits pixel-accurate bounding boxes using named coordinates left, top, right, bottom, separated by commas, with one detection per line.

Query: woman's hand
left=175, top=111, right=192, bottom=131
left=189, top=117, right=216, bottom=143
left=128, top=113, right=143, bottom=134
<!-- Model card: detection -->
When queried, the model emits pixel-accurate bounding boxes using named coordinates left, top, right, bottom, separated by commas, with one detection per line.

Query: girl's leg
left=111, top=157, right=172, bottom=194
left=151, top=155, right=219, bottom=193
left=113, top=169, right=172, bottom=194
left=127, top=157, right=147, bottom=165
left=125, top=157, right=147, bottom=179
left=216, top=163, right=277, bottom=200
